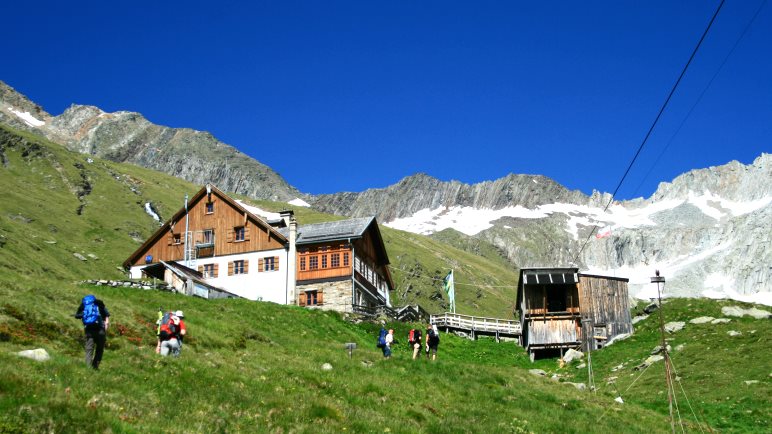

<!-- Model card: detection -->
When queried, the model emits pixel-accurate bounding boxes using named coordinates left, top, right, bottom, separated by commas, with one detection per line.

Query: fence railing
left=431, top=312, right=522, bottom=335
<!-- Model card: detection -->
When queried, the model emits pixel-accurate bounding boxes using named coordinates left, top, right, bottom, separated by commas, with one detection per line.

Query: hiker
left=384, top=329, right=394, bottom=359
left=158, top=312, right=186, bottom=357
left=409, top=327, right=422, bottom=360
left=74, top=294, right=110, bottom=369
left=377, top=326, right=389, bottom=357
left=425, top=323, right=440, bottom=360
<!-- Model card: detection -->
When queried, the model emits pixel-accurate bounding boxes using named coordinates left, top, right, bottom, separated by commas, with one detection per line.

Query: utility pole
left=651, top=270, right=675, bottom=433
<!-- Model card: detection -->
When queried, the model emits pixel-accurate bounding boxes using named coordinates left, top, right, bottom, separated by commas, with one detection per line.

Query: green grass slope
left=1, top=282, right=674, bottom=433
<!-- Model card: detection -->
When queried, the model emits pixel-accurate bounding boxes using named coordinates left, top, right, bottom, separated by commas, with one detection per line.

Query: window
left=331, top=253, right=340, bottom=268
left=203, top=264, right=215, bottom=278
left=206, top=202, right=214, bottom=214
left=321, top=254, right=328, bottom=269
left=264, top=256, right=276, bottom=271
left=303, top=290, right=323, bottom=306
left=343, top=252, right=350, bottom=267
left=300, top=257, right=306, bottom=271
left=233, top=260, right=245, bottom=275
left=309, top=256, right=318, bottom=270
left=172, top=233, right=182, bottom=245
left=200, top=229, right=214, bottom=246
left=235, top=226, right=245, bottom=242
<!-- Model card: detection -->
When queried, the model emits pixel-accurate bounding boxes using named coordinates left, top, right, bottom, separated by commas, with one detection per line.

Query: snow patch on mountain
left=235, top=199, right=281, bottom=221
left=288, top=198, right=311, bottom=207
left=386, top=192, right=771, bottom=241
left=9, top=107, right=45, bottom=127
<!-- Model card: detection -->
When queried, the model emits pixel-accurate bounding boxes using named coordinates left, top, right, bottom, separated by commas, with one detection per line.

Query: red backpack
left=158, top=313, right=179, bottom=341
left=408, top=329, right=415, bottom=344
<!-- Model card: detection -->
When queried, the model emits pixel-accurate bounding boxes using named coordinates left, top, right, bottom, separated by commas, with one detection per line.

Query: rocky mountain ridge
left=0, top=81, right=302, bottom=202
left=315, top=154, right=772, bottom=305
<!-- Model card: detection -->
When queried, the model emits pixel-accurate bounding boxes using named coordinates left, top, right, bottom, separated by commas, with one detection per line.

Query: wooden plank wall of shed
left=527, top=318, right=578, bottom=346
left=578, top=276, right=633, bottom=350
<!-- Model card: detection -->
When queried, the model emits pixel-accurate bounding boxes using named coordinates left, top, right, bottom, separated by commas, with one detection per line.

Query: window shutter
left=244, top=227, right=250, bottom=241
left=213, top=264, right=219, bottom=277
left=228, top=262, right=234, bottom=276
left=275, top=256, right=280, bottom=271
left=243, top=260, right=249, bottom=274
left=298, top=292, right=306, bottom=306
left=258, top=258, right=264, bottom=272
left=317, top=291, right=324, bottom=305
left=227, top=229, right=234, bottom=243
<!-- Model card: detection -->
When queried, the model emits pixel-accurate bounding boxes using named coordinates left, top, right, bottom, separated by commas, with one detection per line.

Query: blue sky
left=2, top=1, right=770, bottom=199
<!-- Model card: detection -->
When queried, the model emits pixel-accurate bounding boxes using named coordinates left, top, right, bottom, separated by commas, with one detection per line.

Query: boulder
left=727, top=330, right=742, bottom=337
left=664, top=321, right=685, bottom=333
left=643, top=302, right=659, bottom=314
left=689, top=316, right=714, bottom=324
left=722, top=306, right=771, bottom=319
left=651, top=345, right=671, bottom=355
left=711, top=318, right=731, bottom=324
left=73, top=253, right=87, bottom=261
left=321, top=363, right=333, bottom=371
left=529, top=369, right=547, bottom=377
left=562, top=349, right=584, bottom=363
left=634, top=355, right=664, bottom=370
left=744, top=380, right=759, bottom=385
left=606, top=333, right=631, bottom=347
left=17, top=348, right=50, bottom=362
left=632, top=315, right=648, bottom=324
left=576, top=363, right=586, bottom=369
left=614, top=396, right=624, bottom=404
left=566, top=382, right=586, bottom=391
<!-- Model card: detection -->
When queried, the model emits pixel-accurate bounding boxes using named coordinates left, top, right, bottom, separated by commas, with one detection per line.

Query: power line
left=570, top=0, right=726, bottom=266
left=629, top=0, right=768, bottom=199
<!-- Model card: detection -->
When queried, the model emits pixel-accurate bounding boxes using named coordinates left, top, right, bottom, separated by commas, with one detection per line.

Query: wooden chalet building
left=515, top=267, right=633, bottom=360
left=277, top=217, right=394, bottom=313
left=123, top=184, right=291, bottom=303
left=123, top=184, right=394, bottom=314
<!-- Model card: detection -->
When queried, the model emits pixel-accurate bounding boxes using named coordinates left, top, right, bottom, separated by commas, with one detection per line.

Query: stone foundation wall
left=297, top=280, right=352, bottom=313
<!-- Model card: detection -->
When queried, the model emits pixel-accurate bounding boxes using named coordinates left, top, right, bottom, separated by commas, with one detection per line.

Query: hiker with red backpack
left=74, top=294, right=110, bottom=369
left=158, top=310, right=187, bottom=357
left=408, top=328, right=422, bottom=360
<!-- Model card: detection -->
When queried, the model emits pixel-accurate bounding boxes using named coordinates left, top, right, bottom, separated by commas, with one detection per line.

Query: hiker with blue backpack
left=376, top=325, right=394, bottom=359
left=74, top=294, right=110, bottom=369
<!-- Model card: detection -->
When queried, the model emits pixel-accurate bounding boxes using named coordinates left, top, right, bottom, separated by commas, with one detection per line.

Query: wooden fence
left=430, top=312, right=522, bottom=337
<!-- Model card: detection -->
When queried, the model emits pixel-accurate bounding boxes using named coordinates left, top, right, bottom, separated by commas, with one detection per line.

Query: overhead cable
left=571, top=0, right=726, bottom=266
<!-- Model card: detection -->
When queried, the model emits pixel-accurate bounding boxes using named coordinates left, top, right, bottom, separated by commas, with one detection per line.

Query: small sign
left=344, top=342, right=357, bottom=358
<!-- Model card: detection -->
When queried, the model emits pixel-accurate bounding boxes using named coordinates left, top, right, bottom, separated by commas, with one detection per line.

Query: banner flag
left=443, top=270, right=456, bottom=313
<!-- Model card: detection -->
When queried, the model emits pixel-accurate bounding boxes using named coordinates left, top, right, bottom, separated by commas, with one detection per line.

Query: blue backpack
left=82, top=295, right=100, bottom=326
left=377, top=328, right=387, bottom=348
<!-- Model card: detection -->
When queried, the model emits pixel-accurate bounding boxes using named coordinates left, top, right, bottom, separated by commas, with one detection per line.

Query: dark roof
left=279, top=217, right=376, bottom=245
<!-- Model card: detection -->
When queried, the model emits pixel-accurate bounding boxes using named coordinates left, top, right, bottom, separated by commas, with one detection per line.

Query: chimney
left=282, top=210, right=297, bottom=304
left=279, top=209, right=294, bottom=228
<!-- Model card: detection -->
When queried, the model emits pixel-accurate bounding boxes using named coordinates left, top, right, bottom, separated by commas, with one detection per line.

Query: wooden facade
left=124, top=185, right=287, bottom=269
left=292, top=217, right=394, bottom=313
left=516, top=267, right=633, bottom=359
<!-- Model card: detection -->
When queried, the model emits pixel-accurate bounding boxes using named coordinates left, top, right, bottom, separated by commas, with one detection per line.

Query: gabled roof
left=123, top=184, right=288, bottom=269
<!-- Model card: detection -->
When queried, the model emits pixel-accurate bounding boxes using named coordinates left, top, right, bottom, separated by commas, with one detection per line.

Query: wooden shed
left=515, top=267, right=633, bottom=360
